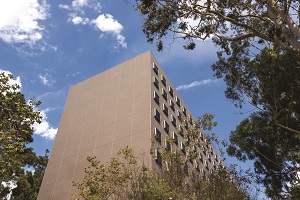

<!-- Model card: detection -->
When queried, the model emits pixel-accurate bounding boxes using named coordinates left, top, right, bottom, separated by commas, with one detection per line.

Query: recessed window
left=168, top=86, right=173, bottom=97
left=171, top=115, right=176, bottom=127
left=199, top=153, right=203, bottom=162
left=172, top=132, right=178, bottom=145
left=162, top=103, right=168, bottom=116
left=162, top=88, right=167, bottom=100
left=177, top=110, right=182, bottom=119
left=180, top=142, right=186, bottom=153
left=182, top=107, right=187, bottom=116
left=185, top=122, right=189, bottom=129
left=153, top=76, right=159, bottom=89
left=178, top=125, right=183, bottom=135
left=164, top=140, right=171, bottom=151
left=153, top=63, right=158, bottom=75
left=193, top=145, right=197, bottom=152
left=163, top=120, right=169, bottom=133
left=199, top=132, right=204, bottom=141
left=161, top=75, right=166, bottom=86
left=154, top=108, right=160, bottom=122
left=153, top=91, right=159, bottom=104
left=205, top=161, right=209, bottom=169
left=175, top=96, right=181, bottom=106
left=155, top=149, right=162, bottom=166
left=154, top=127, right=161, bottom=142
left=187, top=115, right=193, bottom=124
left=169, top=100, right=175, bottom=111
left=207, top=153, right=211, bottom=162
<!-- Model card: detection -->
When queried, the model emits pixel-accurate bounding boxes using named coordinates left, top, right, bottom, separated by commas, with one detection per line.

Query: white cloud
left=32, top=108, right=57, bottom=140
left=72, top=0, right=88, bottom=9
left=71, top=16, right=90, bottom=25
left=176, top=79, right=220, bottom=91
left=59, top=1, right=126, bottom=48
left=39, top=73, right=55, bottom=86
left=0, top=69, right=22, bottom=92
left=91, top=14, right=127, bottom=48
left=0, top=0, right=49, bottom=45
left=58, top=4, right=70, bottom=10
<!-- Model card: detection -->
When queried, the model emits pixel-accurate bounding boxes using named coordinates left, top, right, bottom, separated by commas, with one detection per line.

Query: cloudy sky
left=0, top=0, right=252, bottom=165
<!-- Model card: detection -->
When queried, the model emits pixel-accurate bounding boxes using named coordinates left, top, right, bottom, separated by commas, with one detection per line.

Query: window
left=214, top=155, right=219, bottom=163
left=187, top=115, right=193, bottom=124
left=177, top=110, right=182, bottom=119
left=182, top=107, right=187, bottom=116
left=168, top=86, right=174, bottom=97
left=175, top=96, right=181, bottom=106
left=185, top=122, right=189, bottom=129
left=193, top=145, right=197, bottom=152
left=161, top=75, right=166, bottom=86
left=205, top=161, right=209, bottom=169
left=163, top=120, right=169, bottom=133
left=153, top=76, right=159, bottom=89
left=171, top=115, right=176, bottom=126
left=172, top=132, right=178, bottom=145
left=154, top=149, right=162, bottom=166
left=164, top=140, right=171, bottom=151
left=199, top=153, right=203, bottom=162
left=153, top=91, right=159, bottom=104
left=207, top=153, right=211, bottom=162
left=178, top=125, right=183, bottom=135
left=199, top=132, right=204, bottom=141
left=154, top=127, right=161, bottom=142
left=162, top=103, right=168, bottom=116
left=153, top=63, right=158, bottom=75
left=169, top=100, right=175, bottom=111
left=180, top=142, right=186, bottom=153
left=162, top=88, right=167, bottom=100
left=154, top=108, right=160, bottom=122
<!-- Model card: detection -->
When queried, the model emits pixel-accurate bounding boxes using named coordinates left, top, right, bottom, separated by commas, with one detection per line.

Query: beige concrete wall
left=38, top=51, right=153, bottom=200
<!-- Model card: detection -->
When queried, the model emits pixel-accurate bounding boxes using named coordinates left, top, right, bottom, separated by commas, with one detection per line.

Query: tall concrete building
left=38, top=51, right=221, bottom=200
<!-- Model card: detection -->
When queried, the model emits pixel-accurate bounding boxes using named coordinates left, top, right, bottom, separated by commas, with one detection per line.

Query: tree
left=72, top=115, right=252, bottom=200
left=135, top=1, right=300, bottom=198
left=212, top=47, right=300, bottom=134
left=0, top=71, right=44, bottom=198
left=10, top=150, right=49, bottom=200
left=227, top=112, right=300, bottom=199
left=136, top=0, right=300, bottom=54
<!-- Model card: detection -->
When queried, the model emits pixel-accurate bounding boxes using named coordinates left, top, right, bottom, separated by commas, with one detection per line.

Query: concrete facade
left=38, top=51, right=221, bottom=200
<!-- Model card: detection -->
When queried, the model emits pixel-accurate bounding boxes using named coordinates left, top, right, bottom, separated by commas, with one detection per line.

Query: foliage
left=73, top=115, right=251, bottom=200
left=136, top=0, right=300, bottom=54
left=0, top=72, right=45, bottom=198
left=9, top=150, right=49, bottom=200
left=227, top=112, right=300, bottom=199
left=213, top=47, right=300, bottom=134
left=135, top=1, right=300, bottom=198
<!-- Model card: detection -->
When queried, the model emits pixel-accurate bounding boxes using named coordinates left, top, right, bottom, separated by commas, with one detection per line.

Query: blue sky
left=0, top=0, right=253, bottom=167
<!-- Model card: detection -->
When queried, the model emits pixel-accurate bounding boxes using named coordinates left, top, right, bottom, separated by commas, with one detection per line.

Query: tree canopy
left=136, top=0, right=300, bottom=54
left=136, top=1, right=300, bottom=198
left=0, top=72, right=47, bottom=199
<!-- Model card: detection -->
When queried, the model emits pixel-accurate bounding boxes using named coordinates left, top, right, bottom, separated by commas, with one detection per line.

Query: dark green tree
left=10, top=150, right=49, bottom=200
left=0, top=72, right=45, bottom=199
left=136, top=0, right=300, bottom=53
left=227, top=112, right=300, bottom=199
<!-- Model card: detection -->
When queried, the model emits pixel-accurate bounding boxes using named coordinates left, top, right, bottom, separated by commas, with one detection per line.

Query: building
left=37, top=51, right=221, bottom=200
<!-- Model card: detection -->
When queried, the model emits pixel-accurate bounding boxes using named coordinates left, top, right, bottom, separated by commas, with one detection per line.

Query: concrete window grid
left=151, top=61, right=222, bottom=176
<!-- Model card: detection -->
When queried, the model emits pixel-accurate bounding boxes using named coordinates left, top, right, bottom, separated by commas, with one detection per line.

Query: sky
left=0, top=0, right=254, bottom=169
